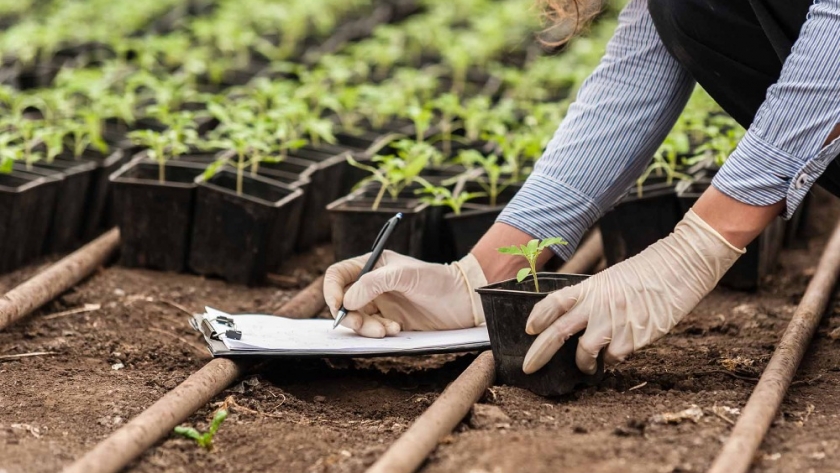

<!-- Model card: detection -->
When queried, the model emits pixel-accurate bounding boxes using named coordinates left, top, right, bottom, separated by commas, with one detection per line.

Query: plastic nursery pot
left=110, top=160, right=207, bottom=272
left=678, top=179, right=785, bottom=290
left=286, top=147, right=352, bottom=246
left=189, top=169, right=304, bottom=286
left=0, top=172, right=61, bottom=273
left=80, top=148, right=128, bottom=241
left=598, top=176, right=683, bottom=266
left=784, top=191, right=812, bottom=249
left=327, top=187, right=430, bottom=262
left=441, top=184, right=523, bottom=260
left=476, top=273, right=604, bottom=397
left=30, top=159, right=97, bottom=254
left=9, top=165, right=63, bottom=264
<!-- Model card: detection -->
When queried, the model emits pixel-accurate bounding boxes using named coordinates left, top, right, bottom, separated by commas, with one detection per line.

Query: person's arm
left=709, top=0, right=840, bottom=221
left=523, top=0, right=840, bottom=375
left=323, top=0, right=696, bottom=337
left=475, top=0, right=695, bottom=281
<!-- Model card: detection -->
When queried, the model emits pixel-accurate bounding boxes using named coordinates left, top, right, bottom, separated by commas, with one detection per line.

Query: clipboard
left=191, top=307, right=491, bottom=357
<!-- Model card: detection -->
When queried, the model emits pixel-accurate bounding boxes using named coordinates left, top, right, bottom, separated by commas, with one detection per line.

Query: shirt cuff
left=497, top=173, right=602, bottom=261
left=712, top=131, right=840, bottom=219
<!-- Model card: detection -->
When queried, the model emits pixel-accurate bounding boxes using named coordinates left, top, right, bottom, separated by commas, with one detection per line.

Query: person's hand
left=523, top=209, right=745, bottom=375
left=323, top=251, right=487, bottom=338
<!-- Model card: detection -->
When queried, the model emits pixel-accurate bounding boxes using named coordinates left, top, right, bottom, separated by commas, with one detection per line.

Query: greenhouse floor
left=2, top=195, right=840, bottom=473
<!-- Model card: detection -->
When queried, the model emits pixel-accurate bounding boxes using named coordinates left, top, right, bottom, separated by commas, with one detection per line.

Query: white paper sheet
left=196, top=307, right=490, bottom=357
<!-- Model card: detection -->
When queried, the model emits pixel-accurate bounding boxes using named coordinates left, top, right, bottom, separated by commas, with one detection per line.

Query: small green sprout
left=416, top=183, right=485, bottom=215
left=497, top=237, right=567, bottom=293
left=173, top=408, right=228, bottom=451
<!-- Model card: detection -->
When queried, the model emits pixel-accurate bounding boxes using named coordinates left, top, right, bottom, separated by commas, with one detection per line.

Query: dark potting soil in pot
left=327, top=190, right=429, bottom=262
left=476, top=273, right=603, bottom=397
left=111, top=160, right=207, bottom=272
left=598, top=176, right=683, bottom=266
left=189, top=169, right=304, bottom=285
left=0, top=172, right=59, bottom=273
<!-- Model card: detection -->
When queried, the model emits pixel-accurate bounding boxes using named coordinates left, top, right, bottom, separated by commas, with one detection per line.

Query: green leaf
left=525, top=239, right=539, bottom=254
left=516, top=267, right=532, bottom=283
left=208, top=409, right=228, bottom=436
left=174, top=426, right=202, bottom=441
left=497, top=245, right=523, bottom=256
left=537, top=237, right=568, bottom=250
left=202, top=159, right=227, bottom=181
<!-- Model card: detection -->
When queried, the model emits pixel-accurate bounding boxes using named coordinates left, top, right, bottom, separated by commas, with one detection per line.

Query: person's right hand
left=323, top=251, right=488, bottom=338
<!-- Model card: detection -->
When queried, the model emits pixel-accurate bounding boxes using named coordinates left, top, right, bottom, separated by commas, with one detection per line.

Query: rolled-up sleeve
left=712, top=0, right=840, bottom=218
left=497, top=0, right=695, bottom=259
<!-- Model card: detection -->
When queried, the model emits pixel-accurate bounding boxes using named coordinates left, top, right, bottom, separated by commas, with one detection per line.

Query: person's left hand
left=522, top=209, right=745, bottom=375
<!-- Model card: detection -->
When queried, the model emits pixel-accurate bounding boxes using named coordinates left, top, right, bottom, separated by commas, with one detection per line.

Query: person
left=323, top=0, right=840, bottom=377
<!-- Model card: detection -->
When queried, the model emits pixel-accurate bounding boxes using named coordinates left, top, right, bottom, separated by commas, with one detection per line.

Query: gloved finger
left=343, top=266, right=411, bottom=312
left=323, top=254, right=370, bottom=316
left=525, top=284, right=582, bottom=335
left=603, top=336, right=634, bottom=367
left=356, top=314, right=388, bottom=338
left=339, top=311, right=364, bottom=331
left=522, top=307, right=588, bottom=374
left=575, top=323, right=611, bottom=376
left=370, top=314, right=401, bottom=336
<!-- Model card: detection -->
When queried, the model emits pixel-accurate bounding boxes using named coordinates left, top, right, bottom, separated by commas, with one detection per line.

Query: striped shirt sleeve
left=712, top=0, right=840, bottom=219
left=497, top=0, right=695, bottom=259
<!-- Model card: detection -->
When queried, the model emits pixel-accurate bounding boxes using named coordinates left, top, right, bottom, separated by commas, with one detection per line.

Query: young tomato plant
left=457, top=150, right=509, bottom=207
left=497, top=237, right=567, bottom=293
left=416, top=182, right=485, bottom=215
left=347, top=152, right=430, bottom=211
left=128, top=129, right=190, bottom=183
left=173, top=408, right=228, bottom=451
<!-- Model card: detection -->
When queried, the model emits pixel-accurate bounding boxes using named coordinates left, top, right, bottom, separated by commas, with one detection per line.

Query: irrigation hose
left=708, top=218, right=840, bottom=473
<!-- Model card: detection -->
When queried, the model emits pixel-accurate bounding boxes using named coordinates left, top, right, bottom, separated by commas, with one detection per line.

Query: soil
left=2, top=192, right=840, bottom=473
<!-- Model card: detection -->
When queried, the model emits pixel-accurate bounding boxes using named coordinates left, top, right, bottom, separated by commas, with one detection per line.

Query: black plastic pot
left=441, top=184, right=522, bottom=260
left=327, top=188, right=429, bottom=262
left=111, top=160, right=207, bottom=272
left=32, top=159, right=97, bottom=254
left=598, top=177, right=683, bottom=266
left=80, top=148, right=128, bottom=241
left=0, top=172, right=60, bottom=273
left=286, top=147, right=351, bottom=246
left=189, top=169, right=304, bottom=285
left=677, top=179, right=785, bottom=290
left=784, top=191, right=812, bottom=248
left=476, top=273, right=604, bottom=397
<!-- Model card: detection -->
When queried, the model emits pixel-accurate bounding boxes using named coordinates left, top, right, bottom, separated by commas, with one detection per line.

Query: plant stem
left=159, top=162, right=165, bottom=183
left=372, top=183, right=388, bottom=211
left=529, top=256, right=539, bottom=293
left=236, top=152, right=245, bottom=196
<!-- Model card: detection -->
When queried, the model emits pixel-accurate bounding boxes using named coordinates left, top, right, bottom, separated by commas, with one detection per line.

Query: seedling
left=457, top=150, right=509, bottom=207
left=416, top=182, right=485, bottom=215
left=173, top=408, right=228, bottom=451
left=128, top=129, right=190, bottom=183
left=347, top=151, right=430, bottom=211
left=497, top=237, right=567, bottom=293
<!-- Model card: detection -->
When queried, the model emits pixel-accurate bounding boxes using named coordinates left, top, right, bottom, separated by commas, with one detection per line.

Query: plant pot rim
left=216, top=149, right=320, bottom=179
left=110, top=159, right=207, bottom=189
left=476, top=272, right=589, bottom=297
left=0, top=171, right=54, bottom=193
left=443, top=203, right=500, bottom=220
left=195, top=168, right=304, bottom=207
left=327, top=190, right=430, bottom=214
left=35, top=158, right=98, bottom=175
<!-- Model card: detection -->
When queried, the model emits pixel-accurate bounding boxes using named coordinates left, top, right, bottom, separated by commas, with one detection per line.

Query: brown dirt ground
left=2, top=192, right=840, bottom=473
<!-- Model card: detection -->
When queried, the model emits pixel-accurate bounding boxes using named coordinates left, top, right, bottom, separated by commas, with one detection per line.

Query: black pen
left=333, top=212, right=403, bottom=329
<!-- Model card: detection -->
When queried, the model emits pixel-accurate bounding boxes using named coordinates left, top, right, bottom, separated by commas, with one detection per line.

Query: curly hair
left=537, top=0, right=604, bottom=46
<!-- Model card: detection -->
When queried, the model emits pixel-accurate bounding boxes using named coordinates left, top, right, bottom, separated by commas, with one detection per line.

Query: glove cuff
left=453, top=253, right=488, bottom=327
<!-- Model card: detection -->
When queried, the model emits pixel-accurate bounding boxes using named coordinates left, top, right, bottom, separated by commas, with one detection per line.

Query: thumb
left=343, top=266, right=412, bottom=311
left=323, top=254, right=369, bottom=316
left=525, top=284, right=581, bottom=335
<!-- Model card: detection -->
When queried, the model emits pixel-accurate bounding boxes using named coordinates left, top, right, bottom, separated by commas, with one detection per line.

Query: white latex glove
left=523, top=209, right=745, bottom=375
left=323, top=251, right=487, bottom=338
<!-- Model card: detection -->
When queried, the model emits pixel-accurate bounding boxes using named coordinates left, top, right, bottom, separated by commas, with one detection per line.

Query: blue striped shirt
left=498, top=0, right=840, bottom=260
